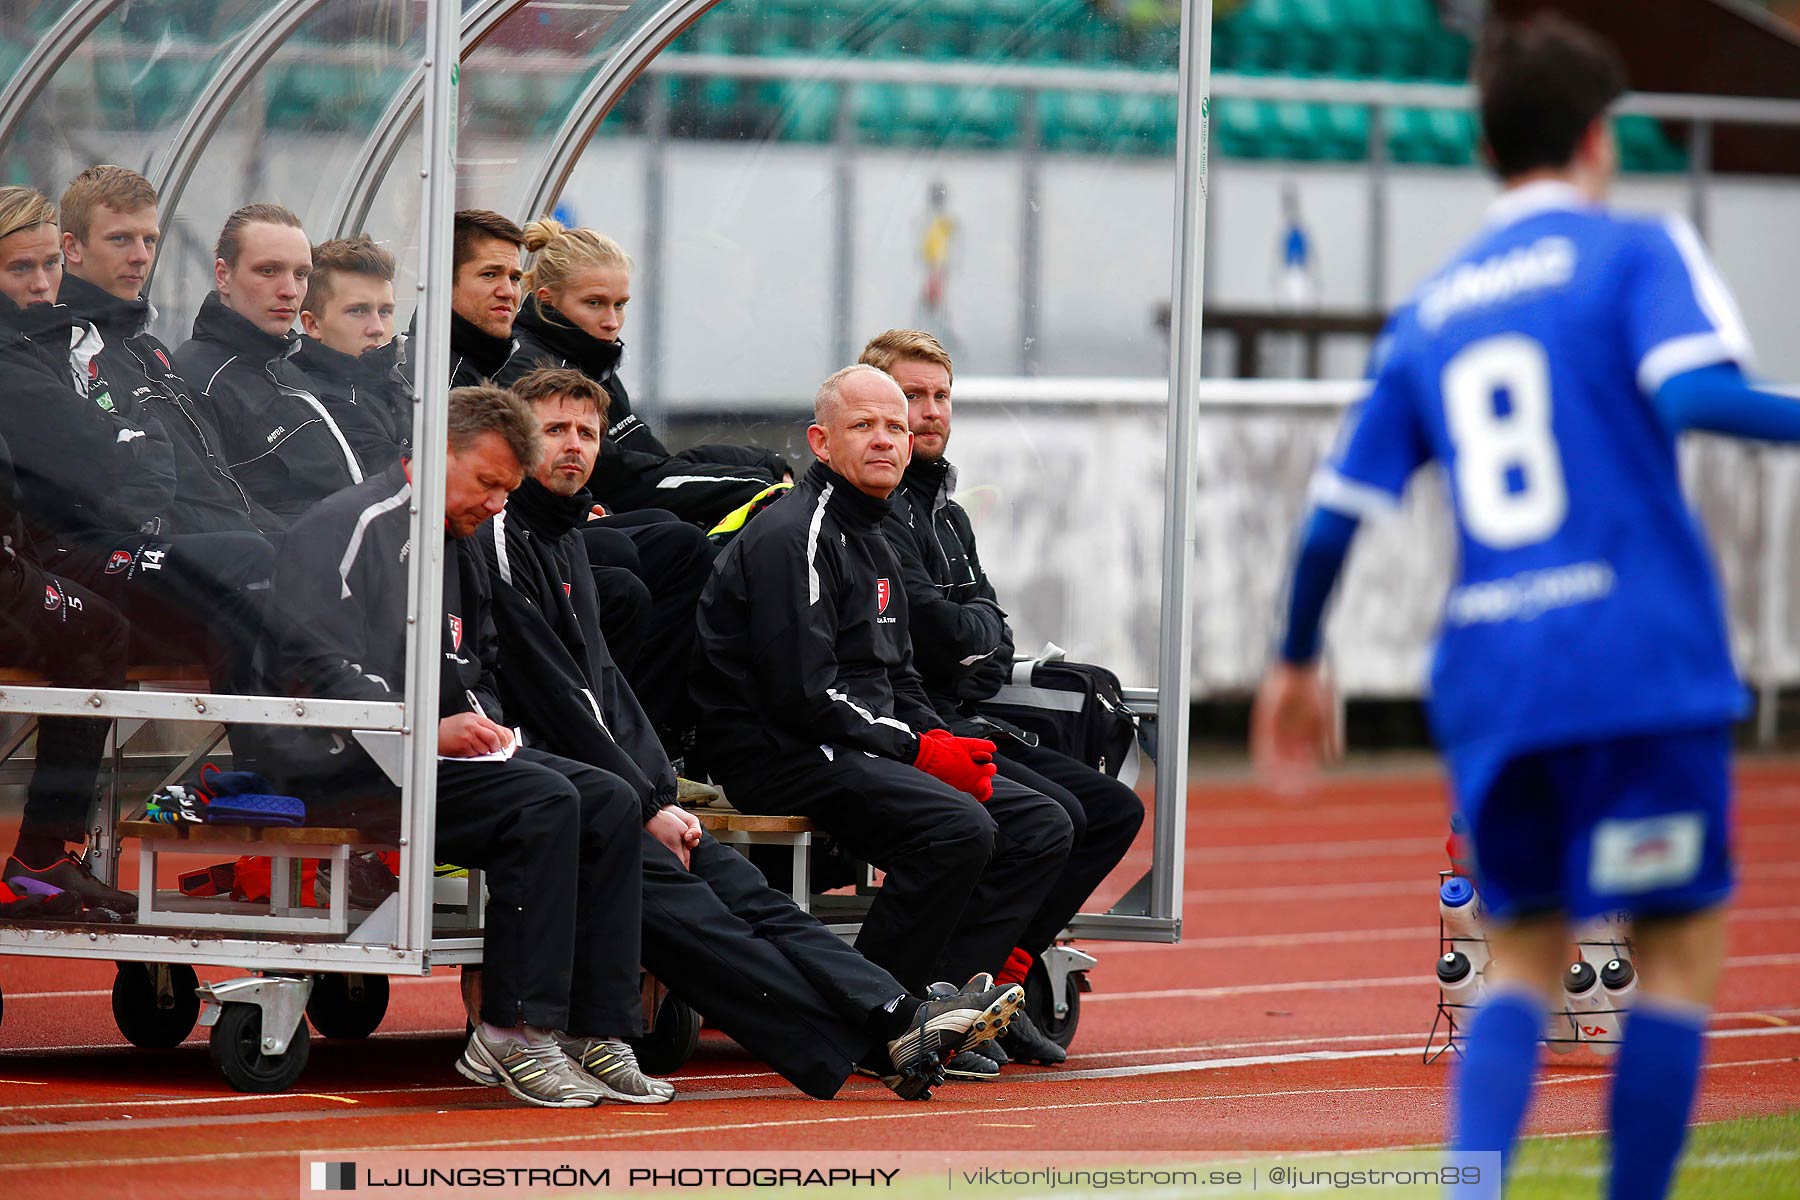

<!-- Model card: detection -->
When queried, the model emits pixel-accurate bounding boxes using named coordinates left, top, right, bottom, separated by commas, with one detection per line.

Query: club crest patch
left=107, top=550, right=134, bottom=574
left=44, top=583, right=61, bottom=611
left=877, top=578, right=890, bottom=614
left=448, top=614, right=464, bottom=652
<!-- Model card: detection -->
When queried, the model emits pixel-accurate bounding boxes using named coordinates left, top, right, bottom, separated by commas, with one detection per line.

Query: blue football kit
left=1300, top=181, right=1765, bottom=919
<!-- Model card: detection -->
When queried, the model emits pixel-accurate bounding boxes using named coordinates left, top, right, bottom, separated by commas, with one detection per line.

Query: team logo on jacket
left=44, top=583, right=61, bottom=611
left=877, top=578, right=891, bottom=615
left=563, top=582, right=572, bottom=598
left=448, top=614, right=464, bottom=652
left=106, top=550, right=134, bottom=574
left=153, top=349, right=171, bottom=371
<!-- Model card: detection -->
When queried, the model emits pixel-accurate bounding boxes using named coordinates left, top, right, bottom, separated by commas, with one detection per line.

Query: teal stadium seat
left=1616, top=114, right=1688, bottom=173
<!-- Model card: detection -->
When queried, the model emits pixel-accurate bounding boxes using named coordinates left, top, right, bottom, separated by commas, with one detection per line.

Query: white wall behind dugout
left=555, top=141, right=1798, bottom=700
left=128, top=132, right=1797, bottom=700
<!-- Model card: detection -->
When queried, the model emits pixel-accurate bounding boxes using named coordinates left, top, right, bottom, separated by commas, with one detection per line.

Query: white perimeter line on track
left=9, top=1031, right=1799, bottom=1171
left=2, top=1025, right=1795, bottom=1137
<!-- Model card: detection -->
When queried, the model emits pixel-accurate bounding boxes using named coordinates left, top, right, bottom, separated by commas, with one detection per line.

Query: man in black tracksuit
left=262, top=388, right=648, bottom=1106
left=480, top=376, right=975, bottom=1100
left=863, top=333, right=1145, bottom=1062
left=693, top=365, right=1073, bottom=996
left=57, top=272, right=282, bottom=537
left=173, top=208, right=364, bottom=530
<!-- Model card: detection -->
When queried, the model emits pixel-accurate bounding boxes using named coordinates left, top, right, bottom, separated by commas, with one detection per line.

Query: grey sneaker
left=557, top=1036, right=675, bottom=1104
left=455, top=1027, right=602, bottom=1108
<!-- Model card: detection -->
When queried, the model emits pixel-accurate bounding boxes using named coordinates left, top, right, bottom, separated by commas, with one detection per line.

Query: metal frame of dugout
left=0, top=0, right=1204, bottom=1092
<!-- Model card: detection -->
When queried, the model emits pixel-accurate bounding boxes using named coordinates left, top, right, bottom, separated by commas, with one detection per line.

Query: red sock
left=996, top=946, right=1034, bottom=989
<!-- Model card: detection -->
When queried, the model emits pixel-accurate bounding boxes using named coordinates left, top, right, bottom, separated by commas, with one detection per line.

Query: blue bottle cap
left=1440, top=876, right=1476, bottom=908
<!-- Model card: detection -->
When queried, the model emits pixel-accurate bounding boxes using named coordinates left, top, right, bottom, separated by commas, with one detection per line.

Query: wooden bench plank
left=259, top=826, right=369, bottom=846
left=696, top=812, right=814, bottom=834
left=118, top=820, right=375, bottom=845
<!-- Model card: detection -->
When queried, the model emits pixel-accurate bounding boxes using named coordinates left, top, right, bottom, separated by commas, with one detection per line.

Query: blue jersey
left=1315, top=181, right=1753, bottom=765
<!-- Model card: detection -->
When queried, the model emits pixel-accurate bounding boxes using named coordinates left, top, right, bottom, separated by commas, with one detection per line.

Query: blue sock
left=1450, top=986, right=1544, bottom=1166
left=1606, top=999, right=1707, bottom=1200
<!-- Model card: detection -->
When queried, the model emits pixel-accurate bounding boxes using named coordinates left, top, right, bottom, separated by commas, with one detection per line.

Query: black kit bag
left=977, top=653, right=1153, bottom=783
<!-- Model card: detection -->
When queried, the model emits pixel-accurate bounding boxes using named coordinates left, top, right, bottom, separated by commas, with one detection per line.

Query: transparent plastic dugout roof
left=0, top=0, right=1204, bottom=966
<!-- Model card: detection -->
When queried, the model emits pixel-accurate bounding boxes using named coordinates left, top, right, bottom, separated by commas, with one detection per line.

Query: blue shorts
left=1452, top=726, right=1735, bottom=922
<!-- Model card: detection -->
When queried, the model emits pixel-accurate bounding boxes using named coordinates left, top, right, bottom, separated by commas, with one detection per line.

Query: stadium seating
left=29, top=0, right=1687, bottom=170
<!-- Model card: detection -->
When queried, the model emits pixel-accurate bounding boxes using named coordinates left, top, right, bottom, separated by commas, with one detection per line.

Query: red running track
left=1, top=758, right=1798, bottom=1198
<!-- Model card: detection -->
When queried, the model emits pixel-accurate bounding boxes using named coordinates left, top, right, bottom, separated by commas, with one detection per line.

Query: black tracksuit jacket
left=448, top=312, right=523, bottom=389
left=692, top=462, right=941, bottom=768
left=510, top=300, right=787, bottom=513
left=477, top=478, right=677, bottom=824
left=56, top=273, right=278, bottom=536
left=883, top=455, right=1014, bottom=719
left=267, top=461, right=500, bottom=720
left=173, top=293, right=364, bottom=529
left=291, top=335, right=414, bottom=474
left=0, top=294, right=177, bottom=540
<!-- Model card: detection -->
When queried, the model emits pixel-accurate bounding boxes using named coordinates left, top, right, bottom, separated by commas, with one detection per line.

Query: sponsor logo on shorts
left=107, top=550, right=134, bottom=574
left=1590, top=813, right=1705, bottom=895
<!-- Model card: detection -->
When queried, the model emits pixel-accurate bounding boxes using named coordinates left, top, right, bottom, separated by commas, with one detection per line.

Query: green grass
left=1509, top=1111, right=1800, bottom=1199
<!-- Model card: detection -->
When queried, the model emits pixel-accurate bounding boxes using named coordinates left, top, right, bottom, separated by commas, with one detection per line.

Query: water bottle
left=1439, top=876, right=1489, bottom=973
left=1445, top=813, right=1476, bottom=878
left=1600, top=958, right=1637, bottom=1046
left=1574, top=909, right=1631, bottom=972
left=1437, top=950, right=1483, bottom=1009
left=1564, top=960, right=1622, bottom=1057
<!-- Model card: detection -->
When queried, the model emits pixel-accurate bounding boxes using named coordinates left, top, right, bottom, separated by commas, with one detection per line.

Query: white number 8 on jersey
left=1443, top=334, right=1568, bottom=548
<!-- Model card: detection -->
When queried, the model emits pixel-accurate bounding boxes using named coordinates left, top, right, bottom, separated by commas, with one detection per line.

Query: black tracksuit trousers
left=995, top=740, right=1145, bottom=956
left=1, top=558, right=128, bottom=844
left=725, top=752, right=1073, bottom=994
left=639, top=830, right=900, bottom=1099
left=436, top=748, right=643, bottom=1037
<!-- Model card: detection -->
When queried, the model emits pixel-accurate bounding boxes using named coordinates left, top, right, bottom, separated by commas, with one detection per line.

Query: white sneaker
left=556, top=1035, right=675, bottom=1104
left=455, top=1026, right=602, bottom=1108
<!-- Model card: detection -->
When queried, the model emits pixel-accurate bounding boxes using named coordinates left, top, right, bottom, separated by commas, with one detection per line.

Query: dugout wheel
left=112, top=962, right=201, bottom=1049
left=631, top=990, right=701, bottom=1076
left=209, top=1002, right=312, bottom=1093
left=307, top=973, right=390, bottom=1039
left=1023, top=956, right=1087, bottom=1051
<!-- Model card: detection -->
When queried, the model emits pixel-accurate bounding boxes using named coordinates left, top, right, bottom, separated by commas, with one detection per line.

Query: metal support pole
left=642, top=80, right=670, bottom=415
left=400, top=0, right=459, bottom=959
left=831, top=83, right=856, bottom=368
left=1152, top=0, right=1214, bottom=936
left=1366, top=103, right=1389, bottom=310
left=1757, top=448, right=1781, bottom=746
left=1019, top=89, right=1043, bottom=377
left=1687, top=118, right=1712, bottom=240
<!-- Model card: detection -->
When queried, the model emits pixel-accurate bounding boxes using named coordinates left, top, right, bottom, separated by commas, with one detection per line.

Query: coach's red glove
left=912, top=729, right=998, bottom=802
